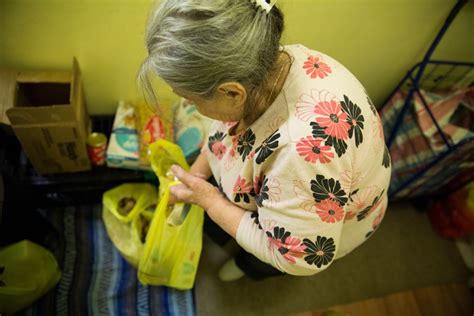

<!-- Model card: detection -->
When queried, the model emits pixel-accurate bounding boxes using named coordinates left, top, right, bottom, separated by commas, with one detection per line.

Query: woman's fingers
left=171, top=165, right=198, bottom=187
left=168, top=164, right=223, bottom=209
left=169, top=183, right=193, bottom=203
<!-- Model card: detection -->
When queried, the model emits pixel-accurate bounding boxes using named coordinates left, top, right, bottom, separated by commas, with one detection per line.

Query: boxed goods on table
left=173, top=98, right=212, bottom=163
left=107, top=100, right=173, bottom=170
left=1, top=59, right=91, bottom=174
left=135, top=100, right=174, bottom=166
left=106, top=101, right=142, bottom=170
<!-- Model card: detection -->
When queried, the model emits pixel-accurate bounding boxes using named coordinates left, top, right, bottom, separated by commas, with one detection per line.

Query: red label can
left=87, top=132, right=107, bottom=166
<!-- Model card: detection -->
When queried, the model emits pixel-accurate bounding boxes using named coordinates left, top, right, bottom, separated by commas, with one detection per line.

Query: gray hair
left=138, top=0, right=284, bottom=104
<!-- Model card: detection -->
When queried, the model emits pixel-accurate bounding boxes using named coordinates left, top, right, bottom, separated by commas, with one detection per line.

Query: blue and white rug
left=23, top=204, right=195, bottom=316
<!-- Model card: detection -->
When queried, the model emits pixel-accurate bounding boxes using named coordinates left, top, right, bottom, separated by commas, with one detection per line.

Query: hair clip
left=252, top=0, right=275, bottom=14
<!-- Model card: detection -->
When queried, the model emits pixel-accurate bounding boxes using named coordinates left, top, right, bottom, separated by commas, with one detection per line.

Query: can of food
left=87, top=132, right=108, bottom=166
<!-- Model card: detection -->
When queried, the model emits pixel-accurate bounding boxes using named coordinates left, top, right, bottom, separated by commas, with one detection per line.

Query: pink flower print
left=267, top=227, right=305, bottom=264
left=345, top=210, right=357, bottom=221
left=295, top=89, right=337, bottom=122
left=346, top=186, right=380, bottom=222
left=376, top=116, right=384, bottom=140
left=296, top=136, right=334, bottom=164
left=233, top=175, right=253, bottom=193
left=224, top=149, right=238, bottom=171
left=360, top=191, right=384, bottom=221
left=303, top=55, right=332, bottom=79
left=233, top=175, right=254, bottom=203
left=315, top=198, right=345, bottom=223
left=372, top=207, right=386, bottom=229
left=280, top=236, right=306, bottom=264
left=371, top=115, right=385, bottom=154
left=211, top=142, right=227, bottom=160
left=315, top=100, right=350, bottom=140
left=266, top=177, right=281, bottom=205
left=248, top=150, right=256, bottom=160
left=256, top=176, right=281, bottom=208
left=339, top=170, right=363, bottom=192
left=254, top=175, right=262, bottom=196
left=293, top=179, right=317, bottom=213
left=346, top=186, right=377, bottom=217
left=224, top=135, right=240, bottom=170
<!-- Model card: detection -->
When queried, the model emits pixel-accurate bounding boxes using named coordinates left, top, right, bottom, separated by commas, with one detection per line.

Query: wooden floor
left=292, top=283, right=473, bottom=316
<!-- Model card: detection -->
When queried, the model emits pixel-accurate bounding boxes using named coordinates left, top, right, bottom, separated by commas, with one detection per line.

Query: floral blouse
left=203, top=45, right=391, bottom=276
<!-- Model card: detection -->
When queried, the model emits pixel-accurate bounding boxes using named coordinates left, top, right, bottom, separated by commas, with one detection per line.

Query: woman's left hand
left=169, top=164, right=223, bottom=209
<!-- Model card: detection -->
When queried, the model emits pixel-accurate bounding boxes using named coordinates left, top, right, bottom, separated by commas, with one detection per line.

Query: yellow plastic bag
left=102, top=184, right=157, bottom=267
left=102, top=207, right=144, bottom=267
left=138, top=140, right=204, bottom=289
left=0, top=240, right=61, bottom=313
left=102, top=183, right=157, bottom=223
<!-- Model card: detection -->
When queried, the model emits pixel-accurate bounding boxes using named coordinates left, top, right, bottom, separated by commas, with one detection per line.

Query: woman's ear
left=217, top=82, right=247, bottom=107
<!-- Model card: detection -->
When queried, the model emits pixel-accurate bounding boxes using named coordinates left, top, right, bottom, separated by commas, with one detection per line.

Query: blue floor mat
left=23, top=204, right=195, bottom=316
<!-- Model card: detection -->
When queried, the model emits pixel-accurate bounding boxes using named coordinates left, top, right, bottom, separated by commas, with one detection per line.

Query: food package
left=135, top=100, right=174, bottom=166
left=173, top=98, right=212, bottom=163
left=102, top=183, right=158, bottom=267
left=102, top=183, right=157, bottom=223
left=106, top=101, right=145, bottom=170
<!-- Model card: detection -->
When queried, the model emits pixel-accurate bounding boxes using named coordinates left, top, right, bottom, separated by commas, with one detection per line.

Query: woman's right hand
left=167, top=151, right=212, bottom=206
left=168, top=171, right=209, bottom=206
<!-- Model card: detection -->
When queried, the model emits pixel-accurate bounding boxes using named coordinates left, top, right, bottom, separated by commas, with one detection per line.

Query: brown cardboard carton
left=2, top=59, right=91, bottom=174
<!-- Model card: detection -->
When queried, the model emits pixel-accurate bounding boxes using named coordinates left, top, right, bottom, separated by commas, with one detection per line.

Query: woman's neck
left=233, top=52, right=292, bottom=135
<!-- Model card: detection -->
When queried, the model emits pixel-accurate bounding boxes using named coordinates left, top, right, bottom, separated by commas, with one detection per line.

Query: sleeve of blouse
left=235, top=141, right=351, bottom=276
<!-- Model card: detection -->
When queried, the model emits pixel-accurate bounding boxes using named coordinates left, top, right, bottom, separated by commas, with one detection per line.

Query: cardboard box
left=1, top=59, right=91, bottom=174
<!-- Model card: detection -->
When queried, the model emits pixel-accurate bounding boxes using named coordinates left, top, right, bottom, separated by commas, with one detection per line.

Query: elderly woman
left=139, top=0, right=391, bottom=281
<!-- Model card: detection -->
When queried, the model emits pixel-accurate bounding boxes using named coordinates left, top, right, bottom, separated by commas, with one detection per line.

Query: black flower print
left=255, top=130, right=280, bottom=164
left=250, top=212, right=262, bottom=230
left=341, top=95, right=364, bottom=147
left=266, top=226, right=290, bottom=242
left=237, top=128, right=256, bottom=161
left=348, top=188, right=360, bottom=202
left=302, top=236, right=336, bottom=268
left=256, top=176, right=269, bottom=208
left=357, top=190, right=385, bottom=221
left=208, top=131, right=226, bottom=151
left=310, top=121, right=329, bottom=140
left=325, top=136, right=348, bottom=157
left=367, top=96, right=377, bottom=115
left=311, top=121, right=347, bottom=157
left=253, top=175, right=263, bottom=196
left=266, top=227, right=306, bottom=263
left=233, top=176, right=253, bottom=204
left=311, top=174, right=348, bottom=206
left=382, top=145, right=391, bottom=168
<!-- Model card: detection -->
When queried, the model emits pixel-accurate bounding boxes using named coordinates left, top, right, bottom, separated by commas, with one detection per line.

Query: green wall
left=1, top=0, right=473, bottom=115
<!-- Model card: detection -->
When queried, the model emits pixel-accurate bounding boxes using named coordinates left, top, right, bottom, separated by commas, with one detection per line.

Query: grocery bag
left=102, top=183, right=157, bottom=267
left=0, top=240, right=61, bottom=313
left=102, top=183, right=157, bottom=223
left=138, top=140, right=204, bottom=289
